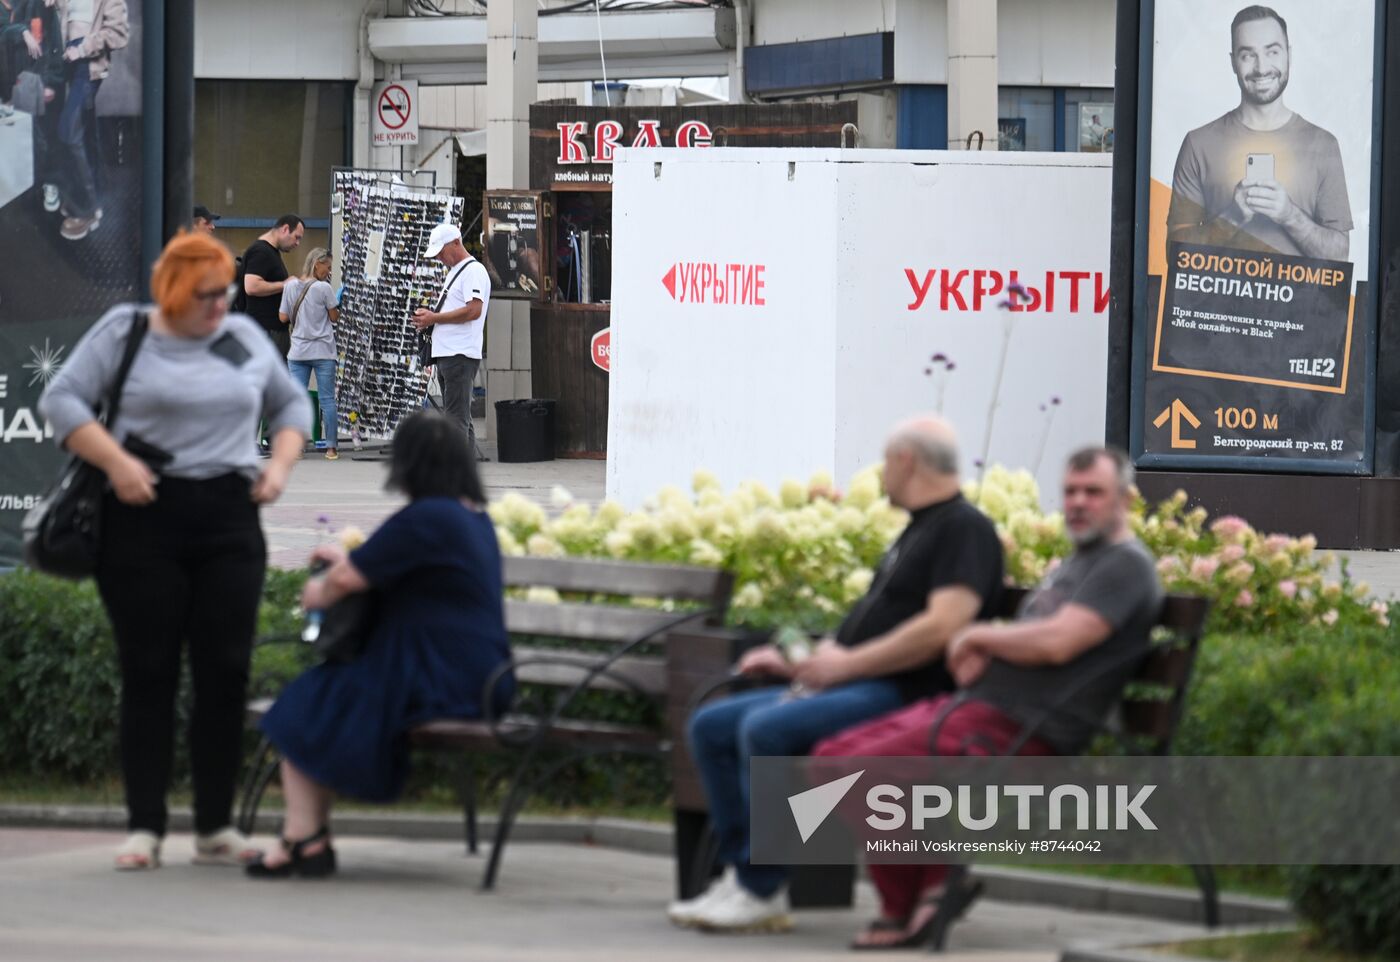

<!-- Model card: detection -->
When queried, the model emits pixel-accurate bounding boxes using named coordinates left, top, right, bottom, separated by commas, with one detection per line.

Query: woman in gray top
left=39, top=231, right=310, bottom=872
left=280, top=248, right=341, bottom=460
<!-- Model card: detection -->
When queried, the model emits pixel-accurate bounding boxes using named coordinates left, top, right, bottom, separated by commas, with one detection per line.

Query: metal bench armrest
left=483, top=607, right=719, bottom=745
left=994, top=640, right=1166, bottom=756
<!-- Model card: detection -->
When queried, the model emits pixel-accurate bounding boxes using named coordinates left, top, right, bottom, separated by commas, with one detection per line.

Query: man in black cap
left=193, top=205, right=221, bottom=234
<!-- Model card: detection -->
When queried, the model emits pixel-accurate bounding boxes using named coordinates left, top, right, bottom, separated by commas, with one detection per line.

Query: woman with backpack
left=280, top=247, right=341, bottom=460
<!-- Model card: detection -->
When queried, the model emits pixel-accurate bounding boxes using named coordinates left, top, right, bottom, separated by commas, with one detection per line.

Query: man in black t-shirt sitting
left=669, top=416, right=1004, bottom=934
left=239, top=214, right=305, bottom=359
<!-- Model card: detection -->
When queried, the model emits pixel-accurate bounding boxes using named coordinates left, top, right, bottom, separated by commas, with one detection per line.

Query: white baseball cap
left=424, top=223, right=462, bottom=257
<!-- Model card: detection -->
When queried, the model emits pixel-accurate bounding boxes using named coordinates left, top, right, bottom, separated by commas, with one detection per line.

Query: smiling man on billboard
left=1167, top=4, right=1351, bottom=260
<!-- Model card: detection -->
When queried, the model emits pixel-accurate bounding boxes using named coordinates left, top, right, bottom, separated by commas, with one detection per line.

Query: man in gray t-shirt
left=957, top=450, right=1164, bottom=750
left=965, top=529, right=1161, bottom=754
left=955, top=448, right=1163, bottom=754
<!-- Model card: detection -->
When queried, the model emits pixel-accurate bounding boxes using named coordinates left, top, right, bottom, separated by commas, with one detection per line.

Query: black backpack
left=232, top=254, right=248, bottom=313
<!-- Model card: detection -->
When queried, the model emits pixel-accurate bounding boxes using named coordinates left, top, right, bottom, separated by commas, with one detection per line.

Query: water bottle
left=301, top=559, right=329, bottom=644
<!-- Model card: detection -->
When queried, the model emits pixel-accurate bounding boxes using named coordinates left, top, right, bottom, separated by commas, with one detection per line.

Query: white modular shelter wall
left=608, top=149, right=1112, bottom=507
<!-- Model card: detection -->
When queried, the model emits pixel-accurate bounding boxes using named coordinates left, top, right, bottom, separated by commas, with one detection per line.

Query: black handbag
left=22, top=312, right=149, bottom=580
left=302, top=558, right=377, bottom=663
left=305, top=592, right=377, bottom=663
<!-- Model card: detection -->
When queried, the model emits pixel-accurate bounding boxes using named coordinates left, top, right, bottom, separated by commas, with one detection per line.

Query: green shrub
left=0, top=571, right=120, bottom=778
left=1171, top=621, right=1400, bottom=957
left=1175, top=622, right=1400, bottom=756
left=1290, top=865, right=1400, bottom=956
left=0, top=567, right=313, bottom=783
left=0, top=565, right=660, bottom=807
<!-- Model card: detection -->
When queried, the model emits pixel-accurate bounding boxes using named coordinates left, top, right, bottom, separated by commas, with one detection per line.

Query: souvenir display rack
left=331, top=169, right=463, bottom=439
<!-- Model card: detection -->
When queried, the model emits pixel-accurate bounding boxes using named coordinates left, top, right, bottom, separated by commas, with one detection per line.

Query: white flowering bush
left=491, top=464, right=1386, bottom=636
left=490, top=467, right=905, bottom=630
left=967, top=467, right=1385, bottom=636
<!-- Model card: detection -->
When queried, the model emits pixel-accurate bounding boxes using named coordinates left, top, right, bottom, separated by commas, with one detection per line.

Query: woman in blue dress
left=247, top=411, right=514, bottom=878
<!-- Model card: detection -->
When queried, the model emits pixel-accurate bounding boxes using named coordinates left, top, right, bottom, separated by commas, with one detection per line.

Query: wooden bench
left=668, top=587, right=1216, bottom=943
left=236, top=555, right=734, bottom=890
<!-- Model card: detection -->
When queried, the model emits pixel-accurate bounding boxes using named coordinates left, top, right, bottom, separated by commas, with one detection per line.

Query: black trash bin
left=494, top=399, right=556, bottom=463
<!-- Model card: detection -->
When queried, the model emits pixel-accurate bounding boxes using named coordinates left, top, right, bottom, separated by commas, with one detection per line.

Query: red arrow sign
left=591, top=327, right=611, bottom=373
left=660, top=261, right=766, bottom=305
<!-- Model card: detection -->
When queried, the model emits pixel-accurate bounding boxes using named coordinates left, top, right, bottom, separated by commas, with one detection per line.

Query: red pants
left=811, top=695, right=1056, bottom=920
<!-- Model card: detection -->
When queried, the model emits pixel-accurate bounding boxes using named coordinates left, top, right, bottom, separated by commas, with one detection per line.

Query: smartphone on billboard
left=1246, top=153, right=1275, bottom=183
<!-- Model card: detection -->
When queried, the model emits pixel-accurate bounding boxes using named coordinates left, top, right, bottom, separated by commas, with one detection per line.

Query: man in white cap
left=412, top=222, right=491, bottom=461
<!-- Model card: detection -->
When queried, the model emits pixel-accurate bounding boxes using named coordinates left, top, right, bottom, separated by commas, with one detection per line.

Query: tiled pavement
left=0, top=827, right=1206, bottom=962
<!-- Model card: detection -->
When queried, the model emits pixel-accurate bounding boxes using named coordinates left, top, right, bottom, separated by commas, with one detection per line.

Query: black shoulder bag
left=417, top=258, right=474, bottom=368
left=301, top=560, right=377, bottom=664
left=23, top=312, right=149, bottom=580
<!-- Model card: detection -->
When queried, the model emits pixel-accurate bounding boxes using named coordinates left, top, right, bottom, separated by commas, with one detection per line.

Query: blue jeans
left=58, top=46, right=100, bottom=219
left=288, top=359, right=338, bottom=448
left=687, top=679, right=904, bottom=898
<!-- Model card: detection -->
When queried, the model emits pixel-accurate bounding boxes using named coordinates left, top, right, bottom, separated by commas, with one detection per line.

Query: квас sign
left=529, top=103, right=859, bottom=189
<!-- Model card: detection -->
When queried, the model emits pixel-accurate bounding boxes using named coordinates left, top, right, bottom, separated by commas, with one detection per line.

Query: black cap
left=192, top=205, right=221, bottom=222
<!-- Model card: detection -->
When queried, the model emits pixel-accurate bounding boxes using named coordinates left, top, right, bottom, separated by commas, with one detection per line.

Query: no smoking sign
left=372, top=80, right=419, bottom=146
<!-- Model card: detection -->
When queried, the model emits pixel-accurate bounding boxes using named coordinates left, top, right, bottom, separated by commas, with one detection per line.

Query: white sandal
left=114, top=831, right=162, bottom=871
left=193, top=826, right=261, bottom=866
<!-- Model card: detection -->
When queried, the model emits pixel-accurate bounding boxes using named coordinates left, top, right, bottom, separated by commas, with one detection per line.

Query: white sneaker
left=690, top=884, right=794, bottom=934
left=667, top=866, right=740, bottom=927
left=113, top=830, right=161, bottom=871
left=43, top=185, right=59, bottom=212
left=193, top=826, right=261, bottom=866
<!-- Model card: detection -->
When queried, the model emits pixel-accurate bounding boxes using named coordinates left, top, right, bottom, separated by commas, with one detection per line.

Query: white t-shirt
left=431, top=257, right=490, bottom=360
left=66, top=0, right=94, bottom=26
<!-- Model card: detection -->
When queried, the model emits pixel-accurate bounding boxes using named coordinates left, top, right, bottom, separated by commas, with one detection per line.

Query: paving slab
left=0, top=828, right=1207, bottom=962
left=264, top=428, right=605, bottom=570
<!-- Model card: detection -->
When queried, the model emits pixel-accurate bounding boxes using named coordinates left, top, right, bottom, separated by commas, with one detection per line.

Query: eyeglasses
left=193, top=284, right=235, bottom=305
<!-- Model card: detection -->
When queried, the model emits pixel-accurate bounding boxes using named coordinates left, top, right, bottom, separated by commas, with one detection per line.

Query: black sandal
left=848, top=880, right=985, bottom=951
left=245, top=827, right=337, bottom=879
left=849, top=916, right=911, bottom=951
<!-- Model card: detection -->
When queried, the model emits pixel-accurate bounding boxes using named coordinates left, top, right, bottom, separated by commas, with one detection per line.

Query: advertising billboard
left=0, top=0, right=145, bottom=566
left=1132, top=0, right=1381, bottom=472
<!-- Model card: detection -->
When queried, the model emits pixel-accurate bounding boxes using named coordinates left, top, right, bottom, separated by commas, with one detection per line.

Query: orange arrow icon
left=1153, top=399, right=1201, bottom=450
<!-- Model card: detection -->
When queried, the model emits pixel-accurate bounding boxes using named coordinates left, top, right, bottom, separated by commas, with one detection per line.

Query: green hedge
left=1175, top=622, right=1400, bottom=757
left=0, top=567, right=663, bottom=807
left=0, top=568, right=311, bottom=781
left=1289, top=865, right=1400, bottom=957
left=1172, top=621, right=1400, bottom=955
